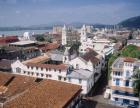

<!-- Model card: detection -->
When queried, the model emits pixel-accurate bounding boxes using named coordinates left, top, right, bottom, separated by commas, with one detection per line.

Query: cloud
left=15, top=10, right=21, bottom=14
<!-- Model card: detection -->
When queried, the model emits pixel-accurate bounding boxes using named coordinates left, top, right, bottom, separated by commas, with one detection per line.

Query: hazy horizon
left=0, top=0, right=140, bottom=27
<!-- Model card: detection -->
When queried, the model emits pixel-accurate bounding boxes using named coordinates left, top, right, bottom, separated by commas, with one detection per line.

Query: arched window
left=76, top=64, right=79, bottom=69
left=16, top=67, right=21, bottom=73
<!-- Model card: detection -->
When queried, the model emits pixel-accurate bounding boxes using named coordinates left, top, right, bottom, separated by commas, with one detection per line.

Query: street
left=80, top=70, right=122, bottom=108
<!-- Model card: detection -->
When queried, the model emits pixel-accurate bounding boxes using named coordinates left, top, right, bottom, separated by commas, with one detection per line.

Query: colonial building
left=11, top=49, right=103, bottom=95
left=61, top=25, right=80, bottom=45
left=79, top=25, right=115, bottom=58
left=110, top=57, right=139, bottom=107
left=0, top=45, right=40, bottom=60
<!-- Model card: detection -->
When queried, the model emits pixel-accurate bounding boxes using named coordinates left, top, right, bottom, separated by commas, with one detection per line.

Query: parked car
left=104, top=86, right=111, bottom=99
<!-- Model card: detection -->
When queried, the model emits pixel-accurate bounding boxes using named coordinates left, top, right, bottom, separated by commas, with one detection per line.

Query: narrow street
left=80, top=70, right=122, bottom=108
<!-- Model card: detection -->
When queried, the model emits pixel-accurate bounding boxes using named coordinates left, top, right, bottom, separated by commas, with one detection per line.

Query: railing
left=112, top=94, right=139, bottom=101
left=112, top=75, right=122, bottom=79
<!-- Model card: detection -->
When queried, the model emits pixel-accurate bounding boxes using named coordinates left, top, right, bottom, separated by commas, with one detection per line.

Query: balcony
left=112, top=93, right=139, bottom=101
left=112, top=74, right=123, bottom=79
left=111, top=86, right=134, bottom=93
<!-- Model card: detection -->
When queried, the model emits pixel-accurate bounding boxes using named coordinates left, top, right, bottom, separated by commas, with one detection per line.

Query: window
left=115, top=98, right=118, bottom=101
left=118, top=72, right=120, bottom=76
left=58, top=76, right=62, bottom=80
left=125, top=80, right=129, bottom=86
left=41, top=68, right=43, bottom=71
left=41, top=73, right=44, bottom=77
left=36, top=73, right=39, bottom=76
left=54, top=69, right=56, bottom=72
left=16, top=67, right=21, bottom=73
left=59, top=69, right=61, bottom=73
left=28, top=72, right=30, bottom=75
left=64, top=77, right=66, bottom=81
left=49, top=75, right=52, bottom=77
left=116, top=79, right=120, bottom=86
left=65, top=57, right=67, bottom=61
left=123, top=99, right=129, bottom=104
left=46, top=68, right=48, bottom=71
left=31, top=72, right=34, bottom=75
left=24, top=71, right=26, bottom=74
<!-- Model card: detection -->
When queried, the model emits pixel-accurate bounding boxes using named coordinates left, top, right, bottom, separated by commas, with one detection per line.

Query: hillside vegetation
left=108, top=44, right=140, bottom=80
left=119, top=16, right=140, bottom=28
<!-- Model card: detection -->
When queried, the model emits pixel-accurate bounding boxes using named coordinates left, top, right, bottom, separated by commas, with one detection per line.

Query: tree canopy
left=35, top=35, right=45, bottom=42
left=108, top=44, right=140, bottom=80
left=121, top=44, right=140, bottom=59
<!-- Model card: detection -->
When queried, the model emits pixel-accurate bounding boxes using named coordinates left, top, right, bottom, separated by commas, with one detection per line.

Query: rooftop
left=67, top=69, right=93, bottom=79
left=112, top=57, right=124, bottom=69
left=9, top=40, right=36, bottom=46
left=124, top=57, right=136, bottom=63
left=22, top=55, right=50, bottom=64
left=40, top=43, right=60, bottom=51
left=0, top=72, right=36, bottom=103
left=0, top=74, right=81, bottom=108
left=112, top=57, right=138, bottom=69
left=81, top=50, right=99, bottom=64
left=0, top=59, right=14, bottom=70
left=127, top=39, right=140, bottom=43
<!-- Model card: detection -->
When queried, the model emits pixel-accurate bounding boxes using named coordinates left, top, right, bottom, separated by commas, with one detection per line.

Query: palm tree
left=132, top=68, right=140, bottom=108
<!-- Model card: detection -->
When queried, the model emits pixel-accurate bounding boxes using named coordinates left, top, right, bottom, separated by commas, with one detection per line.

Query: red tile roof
left=0, top=36, right=19, bottom=44
left=0, top=72, right=12, bottom=86
left=123, top=57, right=136, bottom=63
left=4, top=80, right=82, bottom=108
left=40, top=43, right=60, bottom=52
left=0, top=72, right=36, bottom=102
left=81, top=50, right=99, bottom=64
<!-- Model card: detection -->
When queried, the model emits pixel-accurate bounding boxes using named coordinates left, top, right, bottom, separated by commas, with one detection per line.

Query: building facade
left=61, top=25, right=80, bottom=46
left=11, top=49, right=103, bottom=95
left=79, top=25, right=115, bottom=58
left=110, top=57, right=139, bottom=107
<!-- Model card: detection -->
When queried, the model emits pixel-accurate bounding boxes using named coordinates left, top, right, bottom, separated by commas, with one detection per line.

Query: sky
left=0, top=0, right=140, bottom=27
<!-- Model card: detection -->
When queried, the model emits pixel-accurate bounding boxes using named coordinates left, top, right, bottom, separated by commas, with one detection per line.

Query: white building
left=18, top=32, right=35, bottom=41
left=127, top=39, right=140, bottom=47
left=110, top=57, right=139, bottom=107
left=79, top=25, right=115, bottom=58
left=11, top=49, right=103, bottom=95
left=62, top=25, right=67, bottom=45
left=61, top=25, right=80, bottom=46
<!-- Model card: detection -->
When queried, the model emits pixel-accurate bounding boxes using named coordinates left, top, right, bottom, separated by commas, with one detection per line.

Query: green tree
left=108, top=52, right=120, bottom=80
left=121, top=45, right=140, bottom=58
left=36, top=36, right=45, bottom=42
left=132, top=68, right=140, bottom=107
